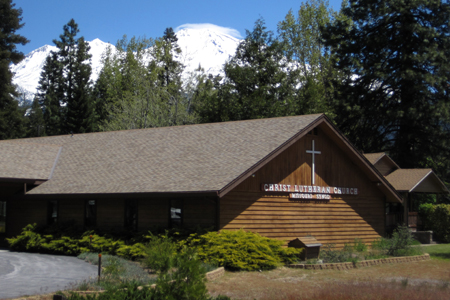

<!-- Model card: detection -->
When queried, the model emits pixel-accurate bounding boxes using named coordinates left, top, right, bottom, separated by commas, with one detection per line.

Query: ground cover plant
left=313, top=226, right=423, bottom=264
left=69, top=242, right=229, bottom=300
left=76, top=253, right=156, bottom=291
left=186, top=229, right=303, bottom=271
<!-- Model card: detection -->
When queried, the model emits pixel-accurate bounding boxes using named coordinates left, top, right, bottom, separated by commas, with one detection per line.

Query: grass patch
left=422, top=244, right=450, bottom=261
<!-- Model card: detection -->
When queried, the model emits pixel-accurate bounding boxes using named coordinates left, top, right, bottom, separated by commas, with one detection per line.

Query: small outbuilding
left=288, top=237, right=322, bottom=260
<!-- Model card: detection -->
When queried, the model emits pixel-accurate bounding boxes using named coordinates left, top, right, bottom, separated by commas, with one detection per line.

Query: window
left=124, top=199, right=138, bottom=231
left=47, top=200, right=58, bottom=225
left=0, top=201, right=6, bottom=234
left=170, top=199, right=183, bottom=228
left=85, top=200, right=97, bottom=228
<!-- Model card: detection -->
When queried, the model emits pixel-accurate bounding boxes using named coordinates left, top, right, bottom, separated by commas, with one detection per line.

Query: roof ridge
left=9, top=114, right=325, bottom=142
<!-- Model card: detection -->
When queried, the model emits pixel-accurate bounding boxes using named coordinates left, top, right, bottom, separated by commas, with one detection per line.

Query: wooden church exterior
left=0, top=114, right=403, bottom=247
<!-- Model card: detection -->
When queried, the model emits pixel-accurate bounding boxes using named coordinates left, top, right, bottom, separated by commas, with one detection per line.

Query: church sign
left=261, top=183, right=358, bottom=201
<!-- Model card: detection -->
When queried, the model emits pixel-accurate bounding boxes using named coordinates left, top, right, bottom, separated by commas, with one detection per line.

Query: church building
left=0, top=114, right=425, bottom=247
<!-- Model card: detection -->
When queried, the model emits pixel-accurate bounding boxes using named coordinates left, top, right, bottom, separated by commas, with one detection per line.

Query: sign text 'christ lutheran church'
left=261, top=183, right=359, bottom=201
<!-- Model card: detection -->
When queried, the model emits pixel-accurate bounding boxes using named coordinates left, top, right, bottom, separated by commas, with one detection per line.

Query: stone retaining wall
left=206, top=267, right=225, bottom=281
left=287, top=253, right=430, bottom=270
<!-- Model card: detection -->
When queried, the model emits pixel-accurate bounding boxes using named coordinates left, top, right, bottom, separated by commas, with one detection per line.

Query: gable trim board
left=1, top=114, right=403, bottom=246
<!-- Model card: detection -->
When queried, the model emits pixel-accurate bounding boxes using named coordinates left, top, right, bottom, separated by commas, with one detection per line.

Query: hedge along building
left=0, top=114, right=403, bottom=247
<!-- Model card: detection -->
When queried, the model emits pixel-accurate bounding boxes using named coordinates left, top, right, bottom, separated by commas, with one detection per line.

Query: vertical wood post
left=403, top=193, right=409, bottom=227
left=98, top=253, right=102, bottom=283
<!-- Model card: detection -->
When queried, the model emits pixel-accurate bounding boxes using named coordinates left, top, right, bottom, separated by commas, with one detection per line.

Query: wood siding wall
left=139, top=199, right=169, bottom=229
left=221, top=129, right=386, bottom=248
left=5, top=196, right=216, bottom=237
left=97, top=199, right=124, bottom=229
left=59, top=199, right=84, bottom=226
left=7, top=199, right=47, bottom=237
left=183, top=197, right=216, bottom=228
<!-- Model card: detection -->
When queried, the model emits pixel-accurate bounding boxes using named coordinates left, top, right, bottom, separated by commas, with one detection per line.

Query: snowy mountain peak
left=11, top=25, right=242, bottom=103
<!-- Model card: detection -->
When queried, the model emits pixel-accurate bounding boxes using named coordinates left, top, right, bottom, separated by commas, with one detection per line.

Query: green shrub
left=153, top=248, right=209, bottom=300
left=353, top=238, right=368, bottom=252
left=7, top=224, right=45, bottom=252
left=188, top=229, right=302, bottom=271
left=431, top=204, right=450, bottom=242
left=320, top=244, right=354, bottom=263
left=417, top=203, right=450, bottom=243
left=142, top=235, right=178, bottom=273
left=7, top=224, right=146, bottom=260
left=371, top=225, right=423, bottom=257
left=418, top=203, right=435, bottom=231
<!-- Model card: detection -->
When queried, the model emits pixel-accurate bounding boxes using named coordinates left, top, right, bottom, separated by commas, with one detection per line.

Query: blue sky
left=14, top=0, right=343, bottom=54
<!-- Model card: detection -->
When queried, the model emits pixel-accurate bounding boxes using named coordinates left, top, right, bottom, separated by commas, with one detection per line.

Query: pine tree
left=0, top=0, right=29, bottom=139
left=216, top=18, right=299, bottom=121
left=322, top=0, right=450, bottom=177
left=36, top=51, right=63, bottom=136
left=27, top=98, right=45, bottom=137
left=65, top=36, right=94, bottom=133
left=148, top=28, right=187, bottom=126
left=36, top=19, right=94, bottom=135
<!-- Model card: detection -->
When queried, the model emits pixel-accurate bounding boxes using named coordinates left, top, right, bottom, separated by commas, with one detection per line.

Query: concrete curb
left=286, top=253, right=430, bottom=270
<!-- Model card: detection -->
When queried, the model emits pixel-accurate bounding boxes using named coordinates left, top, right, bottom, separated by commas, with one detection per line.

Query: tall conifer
left=36, top=19, right=94, bottom=135
left=0, top=0, right=29, bottom=139
left=323, top=0, right=450, bottom=180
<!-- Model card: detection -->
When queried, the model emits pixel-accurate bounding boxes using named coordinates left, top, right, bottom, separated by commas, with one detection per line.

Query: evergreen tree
left=36, top=19, right=94, bottom=135
left=65, top=36, right=94, bottom=133
left=278, top=0, right=340, bottom=117
left=214, top=19, right=299, bottom=121
left=322, top=0, right=450, bottom=177
left=27, top=98, right=45, bottom=137
left=35, top=51, right=63, bottom=136
left=97, top=32, right=195, bottom=131
left=0, top=0, right=29, bottom=139
left=148, top=28, right=188, bottom=126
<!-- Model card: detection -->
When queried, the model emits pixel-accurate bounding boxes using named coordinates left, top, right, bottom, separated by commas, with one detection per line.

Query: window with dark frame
left=85, top=200, right=97, bottom=228
left=47, top=200, right=58, bottom=225
left=124, top=199, right=138, bottom=231
left=170, top=199, right=183, bottom=228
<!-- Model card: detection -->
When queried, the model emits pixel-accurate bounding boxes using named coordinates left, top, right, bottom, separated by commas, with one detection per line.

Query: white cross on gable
left=306, top=140, right=321, bottom=185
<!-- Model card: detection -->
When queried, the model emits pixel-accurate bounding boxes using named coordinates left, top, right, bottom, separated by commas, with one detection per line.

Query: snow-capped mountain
left=11, top=27, right=241, bottom=104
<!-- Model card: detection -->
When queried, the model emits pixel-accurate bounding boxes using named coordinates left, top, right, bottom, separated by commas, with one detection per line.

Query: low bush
left=142, top=235, right=178, bottom=273
left=372, top=225, right=423, bottom=257
left=188, top=229, right=303, bottom=271
left=7, top=224, right=146, bottom=260
left=418, top=203, right=450, bottom=242
left=319, top=244, right=355, bottom=263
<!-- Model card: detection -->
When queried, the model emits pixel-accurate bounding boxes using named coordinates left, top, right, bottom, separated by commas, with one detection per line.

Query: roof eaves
left=319, top=116, right=403, bottom=204
left=408, top=170, right=450, bottom=194
left=408, top=170, right=433, bottom=193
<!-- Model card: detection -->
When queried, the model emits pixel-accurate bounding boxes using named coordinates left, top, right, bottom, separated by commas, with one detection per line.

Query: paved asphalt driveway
left=0, top=250, right=98, bottom=299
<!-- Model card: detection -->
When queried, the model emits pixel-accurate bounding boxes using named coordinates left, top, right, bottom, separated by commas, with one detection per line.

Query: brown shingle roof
left=0, top=142, right=61, bottom=181
left=385, top=169, right=449, bottom=193
left=4, top=114, right=323, bottom=195
left=364, top=152, right=385, bottom=165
